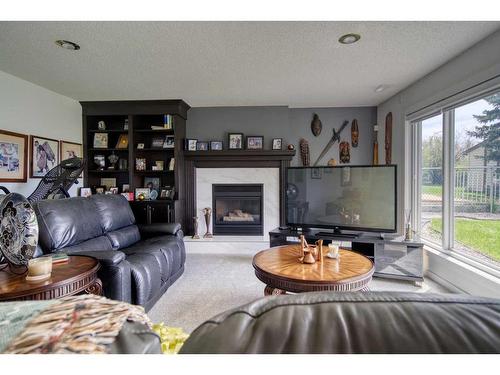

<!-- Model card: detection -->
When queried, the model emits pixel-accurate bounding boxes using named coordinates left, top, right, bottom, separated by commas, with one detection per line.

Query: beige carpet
left=148, top=252, right=450, bottom=332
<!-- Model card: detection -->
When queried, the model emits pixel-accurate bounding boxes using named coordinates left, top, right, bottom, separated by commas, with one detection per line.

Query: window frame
left=410, top=89, right=500, bottom=276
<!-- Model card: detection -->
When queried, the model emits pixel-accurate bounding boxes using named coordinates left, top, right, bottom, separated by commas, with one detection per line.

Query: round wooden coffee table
left=0, top=255, right=102, bottom=301
left=253, top=245, right=374, bottom=295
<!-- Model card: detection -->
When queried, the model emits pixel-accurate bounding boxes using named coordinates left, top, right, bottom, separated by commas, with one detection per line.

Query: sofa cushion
left=34, top=197, right=104, bottom=251
left=90, top=194, right=136, bottom=232
left=61, top=236, right=114, bottom=254
left=126, top=253, right=162, bottom=307
left=144, top=235, right=185, bottom=274
left=107, top=225, right=141, bottom=250
left=121, top=241, right=171, bottom=283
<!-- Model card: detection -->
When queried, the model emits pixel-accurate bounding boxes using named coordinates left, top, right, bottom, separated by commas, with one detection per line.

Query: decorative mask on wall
left=385, top=112, right=393, bottom=165
left=351, top=119, right=359, bottom=147
left=310, top=113, right=322, bottom=137
left=299, top=138, right=310, bottom=166
left=339, top=141, right=350, bottom=164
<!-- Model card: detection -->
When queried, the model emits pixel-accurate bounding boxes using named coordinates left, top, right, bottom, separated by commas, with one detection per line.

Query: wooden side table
left=253, top=245, right=374, bottom=295
left=0, top=255, right=102, bottom=301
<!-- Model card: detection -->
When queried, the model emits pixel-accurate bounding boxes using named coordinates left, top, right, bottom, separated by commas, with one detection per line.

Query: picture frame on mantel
left=228, top=133, right=243, bottom=150
left=0, top=129, right=28, bottom=182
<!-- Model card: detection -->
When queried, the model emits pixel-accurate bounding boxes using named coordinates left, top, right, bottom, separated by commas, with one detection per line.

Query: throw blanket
left=1, top=295, right=152, bottom=354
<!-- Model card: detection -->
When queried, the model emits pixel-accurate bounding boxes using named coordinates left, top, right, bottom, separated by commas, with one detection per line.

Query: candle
left=327, top=242, right=340, bottom=258
left=27, top=257, right=52, bottom=277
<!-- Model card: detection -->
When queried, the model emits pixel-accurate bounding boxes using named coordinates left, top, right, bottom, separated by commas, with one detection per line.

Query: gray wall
left=187, top=106, right=377, bottom=166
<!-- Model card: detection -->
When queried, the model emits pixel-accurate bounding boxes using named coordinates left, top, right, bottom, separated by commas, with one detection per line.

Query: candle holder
left=192, top=216, right=200, bottom=239
left=202, top=207, right=213, bottom=238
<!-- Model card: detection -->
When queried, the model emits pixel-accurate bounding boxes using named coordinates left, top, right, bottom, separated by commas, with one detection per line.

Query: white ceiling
left=0, top=21, right=498, bottom=107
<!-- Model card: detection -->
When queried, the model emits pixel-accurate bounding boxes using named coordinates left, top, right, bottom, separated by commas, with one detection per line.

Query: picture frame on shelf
left=151, top=136, right=164, bottom=148
left=163, top=135, right=175, bottom=149
left=94, top=186, right=106, bottom=194
left=153, top=160, right=164, bottom=171
left=93, top=155, right=106, bottom=170
left=272, top=138, right=283, bottom=150
left=135, top=187, right=150, bottom=201
left=186, top=139, right=197, bottom=151
left=115, top=134, right=128, bottom=149
left=0, top=129, right=28, bottom=182
left=137, top=143, right=145, bottom=149
left=228, top=133, right=243, bottom=150
left=122, top=184, right=130, bottom=193
left=246, top=136, right=264, bottom=150
left=160, top=186, right=175, bottom=200
left=109, top=187, right=119, bottom=195
left=93, top=133, right=108, bottom=148
left=30, top=135, right=59, bottom=178
left=121, top=192, right=134, bottom=201
left=100, top=178, right=117, bottom=190
left=136, top=158, right=146, bottom=171
left=210, top=141, right=223, bottom=151
left=144, top=177, right=160, bottom=193
left=196, top=141, right=209, bottom=151
left=168, top=158, right=175, bottom=171
left=79, top=187, right=92, bottom=197
left=97, top=120, right=106, bottom=130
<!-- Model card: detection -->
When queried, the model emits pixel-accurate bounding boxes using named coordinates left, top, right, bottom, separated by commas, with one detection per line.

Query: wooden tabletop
left=253, top=245, right=374, bottom=293
left=0, top=255, right=100, bottom=301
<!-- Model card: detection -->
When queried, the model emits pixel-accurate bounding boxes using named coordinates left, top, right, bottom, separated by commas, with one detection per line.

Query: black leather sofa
left=180, top=291, right=500, bottom=354
left=33, top=195, right=185, bottom=311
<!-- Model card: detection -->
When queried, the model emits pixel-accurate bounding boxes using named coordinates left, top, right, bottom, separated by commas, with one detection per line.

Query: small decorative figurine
left=287, top=144, right=295, bottom=151
left=299, top=235, right=316, bottom=264
left=315, top=239, right=324, bottom=262
left=351, top=119, right=359, bottom=147
left=311, top=113, right=322, bottom=137
left=202, top=207, right=213, bottom=238
left=98, top=120, right=106, bottom=130
left=107, top=152, right=119, bottom=170
left=327, top=158, right=337, bottom=166
left=339, top=141, right=350, bottom=163
left=299, top=138, right=310, bottom=166
left=192, top=216, right=200, bottom=239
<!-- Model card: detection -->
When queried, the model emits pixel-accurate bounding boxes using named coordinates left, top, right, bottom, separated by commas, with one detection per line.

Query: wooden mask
left=351, top=119, right=359, bottom=147
left=311, top=113, right=322, bottom=137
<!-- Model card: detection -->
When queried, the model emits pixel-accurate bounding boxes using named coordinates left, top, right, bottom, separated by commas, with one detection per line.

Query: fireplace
left=212, top=184, right=263, bottom=235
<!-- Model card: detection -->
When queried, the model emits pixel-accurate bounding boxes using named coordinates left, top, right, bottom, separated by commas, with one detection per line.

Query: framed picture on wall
left=0, top=130, right=28, bottom=182
left=246, top=136, right=264, bottom=150
left=30, top=135, right=59, bottom=178
left=60, top=140, right=82, bottom=161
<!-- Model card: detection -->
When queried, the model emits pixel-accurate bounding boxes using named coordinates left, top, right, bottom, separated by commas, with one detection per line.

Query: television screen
left=286, top=165, right=396, bottom=232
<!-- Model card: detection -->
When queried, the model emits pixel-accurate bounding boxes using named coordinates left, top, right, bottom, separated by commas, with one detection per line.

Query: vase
left=202, top=207, right=213, bottom=238
left=192, top=216, right=200, bottom=239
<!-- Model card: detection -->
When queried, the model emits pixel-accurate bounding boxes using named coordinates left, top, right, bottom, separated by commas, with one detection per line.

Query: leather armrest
left=68, top=250, right=126, bottom=266
left=138, top=223, right=182, bottom=239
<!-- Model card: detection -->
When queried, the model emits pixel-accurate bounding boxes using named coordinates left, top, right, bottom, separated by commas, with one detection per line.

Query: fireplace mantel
left=183, top=150, right=295, bottom=234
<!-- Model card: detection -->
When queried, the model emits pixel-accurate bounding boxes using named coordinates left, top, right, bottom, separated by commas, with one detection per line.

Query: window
left=412, top=91, right=500, bottom=269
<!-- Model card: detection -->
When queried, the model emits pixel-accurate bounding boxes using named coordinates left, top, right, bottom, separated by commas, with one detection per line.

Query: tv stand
left=269, top=227, right=423, bottom=283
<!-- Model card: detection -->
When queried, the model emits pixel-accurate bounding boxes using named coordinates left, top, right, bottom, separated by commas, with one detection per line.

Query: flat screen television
left=286, top=165, right=397, bottom=233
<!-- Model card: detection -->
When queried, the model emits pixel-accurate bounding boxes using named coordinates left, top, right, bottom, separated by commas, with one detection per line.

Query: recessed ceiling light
left=338, top=33, right=361, bottom=45
left=374, top=85, right=386, bottom=93
left=55, top=40, right=80, bottom=50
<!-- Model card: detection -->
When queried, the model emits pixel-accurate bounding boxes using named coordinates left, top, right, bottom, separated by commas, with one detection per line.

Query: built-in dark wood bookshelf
left=81, top=100, right=190, bottom=225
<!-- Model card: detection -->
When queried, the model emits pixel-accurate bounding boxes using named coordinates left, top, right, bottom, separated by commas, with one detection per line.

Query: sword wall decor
left=313, top=120, right=349, bottom=166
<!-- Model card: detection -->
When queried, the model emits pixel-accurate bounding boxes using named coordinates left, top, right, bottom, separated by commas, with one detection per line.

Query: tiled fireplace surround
left=183, top=151, right=294, bottom=253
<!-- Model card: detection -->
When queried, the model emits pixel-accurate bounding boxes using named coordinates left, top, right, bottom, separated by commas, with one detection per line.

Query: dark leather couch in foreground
left=181, top=291, right=500, bottom=354
left=33, top=195, right=185, bottom=311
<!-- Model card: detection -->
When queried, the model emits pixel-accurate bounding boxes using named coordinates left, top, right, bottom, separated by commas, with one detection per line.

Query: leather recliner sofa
left=33, top=194, right=185, bottom=311
left=180, top=291, right=500, bottom=354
